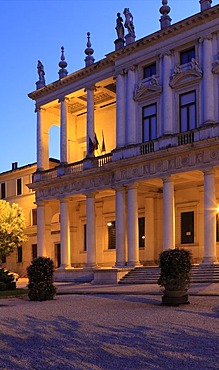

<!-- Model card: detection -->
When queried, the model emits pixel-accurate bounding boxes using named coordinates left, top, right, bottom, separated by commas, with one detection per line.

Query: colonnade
left=37, top=169, right=218, bottom=269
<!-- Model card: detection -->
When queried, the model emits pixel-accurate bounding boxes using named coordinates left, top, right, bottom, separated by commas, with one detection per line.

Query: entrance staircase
left=118, top=264, right=219, bottom=284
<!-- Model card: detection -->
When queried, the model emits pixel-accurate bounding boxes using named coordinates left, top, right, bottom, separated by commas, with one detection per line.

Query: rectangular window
left=180, top=91, right=196, bottom=132
left=108, top=221, right=116, bottom=249
left=32, top=209, right=37, bottom=225
left=32, top=244, right=37, bottom=260
left=142, top=103, right=157, bottom=142
left=181, top=211, right=194, bottom=244
left=216, top=214, right=219, bottom=243
left=1, top=183, right=6, bottom=199
left=84, top=224, right=87, bottom=251
left=17, top=178, right=22, bottom=195
left=180, top=47, right=195, bottom=65
left=17, top=246, right=22, bottom=263
left=55, top=243, right=61, bottom=268
left=143, top=62, right=156, bottom=79
left=138, top=217, right=145, bottom=248
left=1, top=255, right=6, bottom=263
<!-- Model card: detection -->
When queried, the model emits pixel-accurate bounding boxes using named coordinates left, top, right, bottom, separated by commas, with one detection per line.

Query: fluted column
left=59, top=97, right=69, bottom=164
left=60, top=198, right=72, bottom=269
left=162, top=52, right=173, bottom=134
left=37, top=201, right=47, bottom=257
left=163, top=177, right=175, bottom=250
left=202, top=169, right=217, bottom=264
left=126, top=67, right=137, bottom=145
left=202, top=36, right=215, bottom=124
left=36, top=106, right=49, bottom=171
left=86, top=86, right=95, bottom=157
left=86, top=192, right=97, bottom=267
left=116, top=72, right=126, bottom=148
left=127, top=184, right=140, bottom=266
left=115, top=186, right=126, bottom=267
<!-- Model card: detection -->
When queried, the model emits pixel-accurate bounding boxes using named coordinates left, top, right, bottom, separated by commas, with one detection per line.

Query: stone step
left=118, top=265, right=219, bottom=284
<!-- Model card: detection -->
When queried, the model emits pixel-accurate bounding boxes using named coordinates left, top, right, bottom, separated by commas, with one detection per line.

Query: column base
left=113, top=262, right=126, bottom=268
left=127, top=261, right=142, bottom=268
left=84, top=263, right=99, bottom=269
left=201, top=256, right=217, bottom=265
left=58, top=264, right=74, bottom=270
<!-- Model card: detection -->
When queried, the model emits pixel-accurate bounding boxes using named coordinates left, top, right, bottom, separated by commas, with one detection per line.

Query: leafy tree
left=0, top=200, right=27, bottom=261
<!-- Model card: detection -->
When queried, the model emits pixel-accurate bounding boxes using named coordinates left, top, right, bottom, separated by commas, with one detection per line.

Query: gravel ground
left=0, top=294, right=219, bottom=370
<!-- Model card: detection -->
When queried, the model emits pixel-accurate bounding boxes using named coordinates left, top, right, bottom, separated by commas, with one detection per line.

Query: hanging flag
left=101, top=130, right=106, bottom=153
left=88, top=136, right=94, bottom=155
left=93, top=133, right=99, bottom=150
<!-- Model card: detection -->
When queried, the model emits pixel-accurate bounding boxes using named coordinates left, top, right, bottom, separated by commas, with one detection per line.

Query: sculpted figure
left=115, top=12, right=124, bottom=39
left=123, top=8, right=135, bottom=35
left=37, top=60, right=45, bottom=83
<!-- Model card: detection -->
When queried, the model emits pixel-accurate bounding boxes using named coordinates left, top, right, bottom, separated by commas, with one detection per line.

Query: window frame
left=17, top=178, right=22, bottom=196
left=143, top=62, right=157, bottom=79
left=179, top=90, right=197, bottom=132
left=142, top=103, right=158, bottom=142
left=138, top=217, right=145, bottom=249
left=17, top=246, right=23, bottom=263
left=181, top=211, right=194, bottom=244
left=107, top=221, right=116, bottom=250
left=180, top=47, right=196, bottom=65
left=1, top=182, right=6, bottom=199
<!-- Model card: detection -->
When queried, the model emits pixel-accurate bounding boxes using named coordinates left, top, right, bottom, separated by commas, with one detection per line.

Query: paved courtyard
left=0, top=293, right=219, bottom=369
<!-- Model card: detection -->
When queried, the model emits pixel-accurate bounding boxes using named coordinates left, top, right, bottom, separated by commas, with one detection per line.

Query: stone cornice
left=28, top=5, right=219, bottom=102
left=32, top=139, right=219, bottom=202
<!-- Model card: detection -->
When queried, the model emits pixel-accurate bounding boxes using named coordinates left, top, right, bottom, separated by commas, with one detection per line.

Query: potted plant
left=157, top=248, right=192, bottom=306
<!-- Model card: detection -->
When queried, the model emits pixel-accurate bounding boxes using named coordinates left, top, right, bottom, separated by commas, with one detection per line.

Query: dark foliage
left=27, top=257, right=56, bottom=301
left=0, top=268, right=16, bottom=291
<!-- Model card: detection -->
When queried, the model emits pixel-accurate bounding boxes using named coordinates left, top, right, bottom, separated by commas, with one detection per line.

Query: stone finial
left=58, top=46, right=68, bottom=79
left=84, top=32, right=95, bottom=67
left=36, top=60, right=45, bottom=89
left=199, top=0, right=212, bottom=11
left=159, top=0, right=172, bottom=30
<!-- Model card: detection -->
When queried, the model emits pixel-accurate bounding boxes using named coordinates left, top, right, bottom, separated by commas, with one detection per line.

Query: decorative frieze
left=35, top=146, right=219, bottom=201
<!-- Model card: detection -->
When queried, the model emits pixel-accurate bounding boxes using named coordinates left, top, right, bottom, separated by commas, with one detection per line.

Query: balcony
left=33, top=122, right=219, bottom=183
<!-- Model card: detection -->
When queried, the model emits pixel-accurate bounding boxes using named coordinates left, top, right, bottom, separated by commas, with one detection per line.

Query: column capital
left=199, top=34, right=213, bottom=43
left=114, top=69, right=126, bottom=78
left=35, top=105, right=45, bottom=113
left=127, top=182, right=138, bottom=190
left=159, top=51, right=172, bottom=59
left=162, top=175, right=173, bottom=183
left=85, top=191, right=96, bottom=199
left=58, top=96, right=70, bottom=104
left=203, top=168, right=216, bottom=176
left=124, top=65, right=137, bottom=74
left=84, top=84, right=96, bottom=92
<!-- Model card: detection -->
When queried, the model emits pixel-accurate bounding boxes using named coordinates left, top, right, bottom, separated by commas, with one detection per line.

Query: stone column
left=145, top=196, right=155, bottom=264
left=126, top=67, right=137, bottom=145
left=127, top=184, right=140, bottom=266
left=115, top=186, right=126, bottom=267
left=59, top=97, right=69, bottom=164
left=202, top=36, right=215, bottom=124
left=116, top=72, right=126, bottom=148
left=86, top=192, right=97, bottom=267
left=36, top=106, right=49, bottom=171
left=162, top=52, right=173, bottom=135
left=37, top=201, right=47, bottom=257
left=60, top=198, right=72, bottom=269
left=202, top=169, right=217, bottom=263
left=163, top=177, right=175, bottom=250
left=86, top=86, right=95, bottom=157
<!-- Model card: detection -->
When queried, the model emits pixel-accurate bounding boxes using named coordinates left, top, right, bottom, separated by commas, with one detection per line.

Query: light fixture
left=107, top=222, right=112, bottom=227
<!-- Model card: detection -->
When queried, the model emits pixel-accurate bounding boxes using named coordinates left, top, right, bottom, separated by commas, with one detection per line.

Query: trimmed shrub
left=0, top=268, right=16, bottom=290
left=27, top=257, right=56, bottom=301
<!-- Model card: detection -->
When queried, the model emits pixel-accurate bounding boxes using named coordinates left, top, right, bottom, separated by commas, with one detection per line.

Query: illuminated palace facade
left=3, top=0, right=219, bottom=280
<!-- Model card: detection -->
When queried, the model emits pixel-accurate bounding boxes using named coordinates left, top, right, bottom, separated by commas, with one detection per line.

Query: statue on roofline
left=123, top=8, right=135, bottom=36
left=37, top=60, right=45, bottom=83
left=115, top=12, right=124, bottom=39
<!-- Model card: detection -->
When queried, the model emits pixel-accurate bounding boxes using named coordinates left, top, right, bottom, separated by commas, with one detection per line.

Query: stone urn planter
left=157, top=248, right=192, bottom=306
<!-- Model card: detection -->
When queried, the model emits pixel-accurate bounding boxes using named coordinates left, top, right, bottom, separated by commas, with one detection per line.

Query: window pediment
left=170, top=59, right=202, bottom=88
left=134, top=77, right=162, bottom=101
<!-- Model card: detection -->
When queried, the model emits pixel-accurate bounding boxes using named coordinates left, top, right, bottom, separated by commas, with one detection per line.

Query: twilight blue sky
left=0, top=0, right=216, bottom=173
